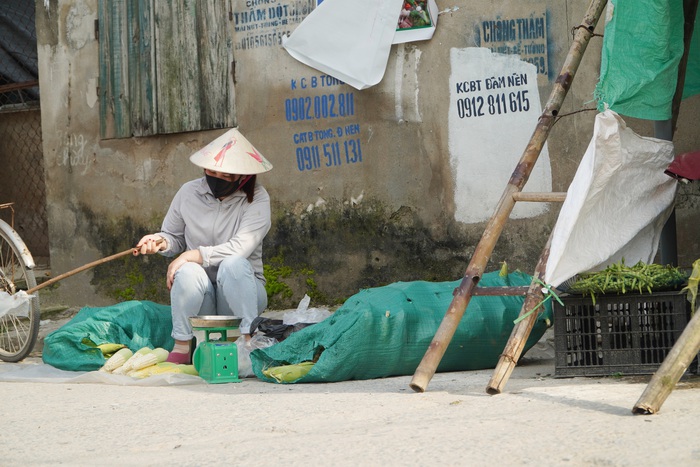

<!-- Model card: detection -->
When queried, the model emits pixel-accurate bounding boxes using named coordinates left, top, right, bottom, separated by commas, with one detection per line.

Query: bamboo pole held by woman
left=27, top=239, right=164, bottom=294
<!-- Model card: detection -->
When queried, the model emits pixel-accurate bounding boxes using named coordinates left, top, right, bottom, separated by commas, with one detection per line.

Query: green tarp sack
left=595, top=0, right=700, bottom=120
left=42, top=300, right=174, bottom=371
left=251, top=271, right=552, bottom=383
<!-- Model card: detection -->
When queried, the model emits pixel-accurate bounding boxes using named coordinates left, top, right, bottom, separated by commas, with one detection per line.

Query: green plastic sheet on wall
left=595, top=0, right=700, bottom=120
left=251, top=271, right=552, bottom=384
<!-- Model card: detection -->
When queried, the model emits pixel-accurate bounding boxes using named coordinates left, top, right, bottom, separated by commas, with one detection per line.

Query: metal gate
left=0, top=0, right=49, bottom=263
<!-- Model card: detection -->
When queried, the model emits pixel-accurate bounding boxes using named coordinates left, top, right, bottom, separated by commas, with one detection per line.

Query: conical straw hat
left=189, top=128, right=273, bottom=175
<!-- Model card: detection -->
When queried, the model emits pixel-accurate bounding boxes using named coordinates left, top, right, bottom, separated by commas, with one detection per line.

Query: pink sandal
left=166, top=351, right=191, bottom=365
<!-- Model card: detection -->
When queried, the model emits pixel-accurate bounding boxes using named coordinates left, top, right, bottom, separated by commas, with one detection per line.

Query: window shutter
left=99, top=0, right=133, bottom=139
left=128, top=0, right=156, bottom=136
left=99, top=0, right=234, bottom=139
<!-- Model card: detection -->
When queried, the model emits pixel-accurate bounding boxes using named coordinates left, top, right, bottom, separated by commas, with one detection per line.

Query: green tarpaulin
left=595, top=0, right=700, bottom=120
left=42, top=301, right=174, bottom=372
left=251, top=271, right=552, bottom=383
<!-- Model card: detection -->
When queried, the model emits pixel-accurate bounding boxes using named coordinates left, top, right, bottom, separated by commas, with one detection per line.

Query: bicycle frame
left=0, top=218, right=36, bottom=272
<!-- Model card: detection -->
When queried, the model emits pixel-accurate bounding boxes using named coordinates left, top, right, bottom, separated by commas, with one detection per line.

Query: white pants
left=169, top=255, right=267, bottom=339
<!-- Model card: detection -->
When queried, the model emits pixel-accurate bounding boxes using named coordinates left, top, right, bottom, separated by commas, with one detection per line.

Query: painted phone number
left=455, top=90, right=530, bottom=118
left=296, top=139, right=363, bottom=171
left=285, top=92, right=355, bottom=122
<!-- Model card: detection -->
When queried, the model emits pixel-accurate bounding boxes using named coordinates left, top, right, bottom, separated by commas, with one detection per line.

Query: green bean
left=568, top=260, right=689, bottom=301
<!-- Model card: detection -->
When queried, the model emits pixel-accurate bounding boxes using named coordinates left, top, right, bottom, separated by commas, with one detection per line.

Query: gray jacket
left=158, top=177, right=271, bottom=283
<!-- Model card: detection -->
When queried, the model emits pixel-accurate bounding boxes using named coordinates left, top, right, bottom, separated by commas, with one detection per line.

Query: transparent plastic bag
left=236, top=334, right=278, bottom=378
left=283, top=294, right=331, bottom=326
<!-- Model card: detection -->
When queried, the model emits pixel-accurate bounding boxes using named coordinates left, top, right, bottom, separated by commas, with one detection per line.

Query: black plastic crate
left=553, top=291, right=696, bottom=377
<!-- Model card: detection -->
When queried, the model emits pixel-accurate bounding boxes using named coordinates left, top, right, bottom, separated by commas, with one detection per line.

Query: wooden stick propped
left=632, top=303, right=700, bottom=414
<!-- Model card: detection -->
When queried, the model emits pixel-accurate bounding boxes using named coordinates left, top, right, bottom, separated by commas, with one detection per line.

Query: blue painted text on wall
left=475, top=10, right=549, bottom=77
left=287, top=74, right=363, bottom=172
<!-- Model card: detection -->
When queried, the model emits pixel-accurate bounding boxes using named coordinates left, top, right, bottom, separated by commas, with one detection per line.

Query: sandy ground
left=1, top=311, right=699, bottom=466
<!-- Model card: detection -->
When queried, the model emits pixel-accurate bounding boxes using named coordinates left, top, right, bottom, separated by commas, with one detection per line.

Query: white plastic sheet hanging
left=545, top=109, right=677, bottom=288
left=0, top=290, right=32, bottom=318
left=281, top=0, right=404, bottom=90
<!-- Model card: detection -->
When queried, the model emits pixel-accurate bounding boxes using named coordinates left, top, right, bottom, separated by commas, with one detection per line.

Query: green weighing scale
left=189, top=316, right=242, bottom=383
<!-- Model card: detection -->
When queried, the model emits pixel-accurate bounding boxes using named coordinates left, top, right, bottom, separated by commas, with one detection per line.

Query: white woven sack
left=545, top=109, right=677, bottom=287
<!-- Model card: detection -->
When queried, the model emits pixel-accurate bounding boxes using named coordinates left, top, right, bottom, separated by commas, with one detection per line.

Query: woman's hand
left=134, top=234, right=166, bottom=256
left=166, top=249, right=203, bottom=290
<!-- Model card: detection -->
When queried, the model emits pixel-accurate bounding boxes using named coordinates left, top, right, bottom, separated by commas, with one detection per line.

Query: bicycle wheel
left=0, top=220, right=40, bottom=362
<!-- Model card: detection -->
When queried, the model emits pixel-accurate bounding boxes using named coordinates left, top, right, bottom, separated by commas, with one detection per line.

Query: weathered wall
left=35, top=0, right=700, bottom=309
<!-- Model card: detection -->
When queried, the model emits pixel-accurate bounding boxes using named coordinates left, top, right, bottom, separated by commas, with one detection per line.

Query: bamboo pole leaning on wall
left=633, top=304, right=700, bottom=414
left=408, top=0, right=609, bottom=393
left=486, top=232, right=554, bottom=394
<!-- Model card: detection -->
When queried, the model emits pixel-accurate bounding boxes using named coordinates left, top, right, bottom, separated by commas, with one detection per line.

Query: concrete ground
left=1, top=308, right=699, bottom=466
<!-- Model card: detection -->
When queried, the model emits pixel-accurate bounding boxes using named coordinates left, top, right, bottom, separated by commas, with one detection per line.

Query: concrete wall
left=35, top=0, right=700, bottom=309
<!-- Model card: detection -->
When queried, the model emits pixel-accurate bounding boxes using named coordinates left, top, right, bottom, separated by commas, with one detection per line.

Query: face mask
left=205, top=173, right=240, bottom=199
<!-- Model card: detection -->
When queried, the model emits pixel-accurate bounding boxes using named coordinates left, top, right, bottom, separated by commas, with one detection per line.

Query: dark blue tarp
left=0, top=0, right=40, bottom=103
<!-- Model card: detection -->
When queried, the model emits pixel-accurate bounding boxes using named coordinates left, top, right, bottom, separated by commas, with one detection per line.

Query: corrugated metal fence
left=0, top=0, right=49, bottom=262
